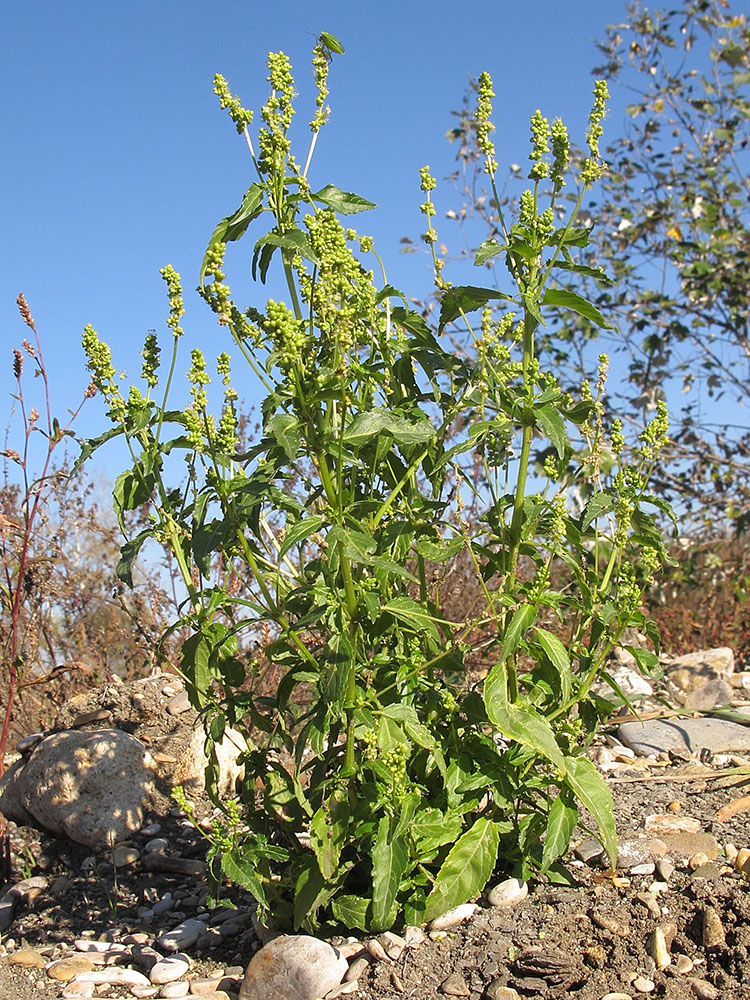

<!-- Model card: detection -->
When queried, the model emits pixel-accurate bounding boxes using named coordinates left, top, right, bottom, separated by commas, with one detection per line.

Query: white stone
left=149, top=954, right=190, bottom=984
left=131, top=988, right=160, bottom=998
left=173, top=725, right=247, bottom=799
left=159, top=983, right=190, bottom=998
left=0, top=729, right=156, bottom=848
left=74, top=939, right=127, bottom=953
left=145, top=837, right=170, bottom=853
left=238, top=934, right=348, bottom=1000
left=61, top=984, right=95, bottom=998
left=428, top=902, right=478, bottom=931
left=71, top=968, right=151, bottom=986
left=487, top=877, right=528, bottom=908
left=156, top=919, right=207, bottom=952
left=159, top=983, right=191, bottom=998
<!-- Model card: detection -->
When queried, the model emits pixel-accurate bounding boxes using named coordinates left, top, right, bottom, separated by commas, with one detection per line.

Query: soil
left=3, top=678, right=750, bottom=999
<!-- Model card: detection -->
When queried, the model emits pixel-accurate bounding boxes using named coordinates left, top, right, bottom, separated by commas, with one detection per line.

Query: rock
left=631, top=976, right=655, bottom=993
left=674, top=954, right=694, bottom=975
left=644, top=814, right=702, bottom=835
left=575, top=838, right=605, bottom=864
left=159, top=983, right=191, bottom=998
left=46, top=955, right=97, bottom=981
left=70, top=967, right=152, bottom=986
left=404, top=925, right=426, bottom=949
left=660, top=832, right=720, bottom=861
left=702, top=906, right=726, bottom=950
left=665, top=648, right=734, bottom=691
left=684, top=679, right=734, bottom=711
left=594, top=661, right=654, bottom=700
left=173, top=725, right=247, bottom=799
left=144, top=837, right=169, bottom=853
left=157, top=919, right=208, bottom=952
left=189, top=975, right=239, bottom=995
left=238, top=935, right=348, bottom=1000
left=440, top=971, right=470, bottom=995
left=113, top=845, right=140, bottom=867
left=648, top=927, right=671, bottom=969
left=61, top=984, right=95, bottom=998
left=0, top=894, right=17, bottom=932
left=364, top=938, right=389, bottom=962
left=688, top=979, right=720, bottom=1000
left=345, top=957, right=371, bottom=982
left=488, top=878, right=528, bottom=907
left=616, top=837, right=666, bottom=869
left=590, top=911, right=629, bottom=938
left=0, top=729, right=156, bottom=848
left=149, top=954, right=190, bottom=984
left=379, top=931, right=406, bottom=961
left=428, top=903, right=478, bottom=931
left=487, top=986, right=522, bottom=1000
left=7, top=947, right=46, bottom=968
left=618, top=717, right=750, bottom=757
left=656, top=859, right=675, bottom=881
left=167, top=691, right=192, bottom=716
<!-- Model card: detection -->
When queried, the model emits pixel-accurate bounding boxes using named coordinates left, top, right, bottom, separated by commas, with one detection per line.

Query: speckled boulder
left=0, top=729, right=156, bottom=847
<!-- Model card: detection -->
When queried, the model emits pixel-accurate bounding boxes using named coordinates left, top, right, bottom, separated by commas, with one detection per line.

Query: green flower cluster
left=82, top=325, right=125, bottom=421
left=475, top=71, right=498, bottom=173
left=258, top=52, right=296, bottom=174
left=213, top=74, right=254, bottom=134
left=160, top=265, right=185, bottom=339
left=528, top=109, right=551, bottom=181
left=581, top=80, right=610, bottom=186
left=419, top=165, right=438, bottom=246
left=550, top=119, right=570, bottom=191
left=140, top=333, right=160, bottom=389
left=265, top=298, right=307, bottom=372
left=310, top=43, right=330, bottom=133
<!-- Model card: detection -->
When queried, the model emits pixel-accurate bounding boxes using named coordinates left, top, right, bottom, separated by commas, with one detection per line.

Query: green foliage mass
left=80, top=35, right=672, bottom=932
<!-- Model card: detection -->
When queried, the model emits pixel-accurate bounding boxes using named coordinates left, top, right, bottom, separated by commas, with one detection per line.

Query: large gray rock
left=0, top=729, right=156, bottom=847
left=239, top=935, right=348, bottom=1000
left=619, top=716, right=750, bottom=757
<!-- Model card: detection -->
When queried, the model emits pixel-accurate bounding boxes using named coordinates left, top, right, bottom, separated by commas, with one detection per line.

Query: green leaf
left=500, top=604, right=536, bottom=662
left=474, top=239, right=505, bottom=266
left=439, top=285, right=515, bottom=329
left=116, top=529, right=151, bottom=588
left=279, top=515, right=326, bottom=558
left=200, top=183, right=265, bottom=286
left=380, top=704, right=435, bottom=750
left=310, top=788, right=349, bottom=880
left=179, top=632, right=211, bottom=708
left=113, top=466, right=154, bottom=516
left=221, top=849, right=266, bottom=905
left=533, top=627, right=572, bottom=702
left=542, top=288, right=615, bottom=330
left=327, top=525, right=377, bottom=563
left=411, top=809, right=465, bottom=857
left=582, top=491, right=614, bottom=530
left=382, top=596, right=441, bottom=642
left=564, top=755, right=617, bottom=867
left=311, top=184, right=375, bottom=215
left=540, top=792, right=578, bottom=872
left=553, top=260, right=614, bottom=284
left=265, top=413, right=301, bottom=460
left=372, top=814, right=408, bottom=931
left=423, top=817, right=499, bottom=923
left=485, top=663, right=566, bottom=772
left=415, top=536, right=464, bottom=562
left=535, top=403, right=568, bottom=458
left=343, top=410, right=389, bottom=446
left=330, top=895, right=371, bottom=932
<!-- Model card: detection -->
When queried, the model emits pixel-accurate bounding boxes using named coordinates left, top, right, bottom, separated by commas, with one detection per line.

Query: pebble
left=113, top=845, right=140, bottom=867
left=631, top=976, right=655, bottom=993
left=61, top=984, right=95, bottom=998
left=702, top=906, right=726, bottom=950
left=149, top=954, right=191, bottom=984
left=648, top=927, right=671, bottom=969
left=689, top=851, right=711, bottom=870
left=131, top=987, right=160, bottom=998
left=601, top=995, right=633, bottom=1000
left=404, top=925, right=426, bottom=948
left=157, top=919, right=208, bottom=952
left=487, top=878, right=527, bottom=908
left=440, top=972, right=470, bottom=996
left=141, top=822, right=162, bottom=836
left=379, top=931, right=406, bottom=960
left=167, top=691, right=192, bottom=716
left=365, top=938, right=389, bottom=962
left=145, top=837, right=170, bottom=853
left=72, top=967, right=152, bottom=986
left=7, top=947, right=47, bottom=968
left=656, top=859, right=675, bottom=881
left=190, top=975, right=239, bottom=995
left=674, top=954, right=695, bottom=974
left=688, top=980, right=720, bottom=1000
left=619, top=717, right=750, bottom=756
left=46, top=955, right=97, bottom=981
left=159, top=983, right=191, bottom=998
left=345, top=957, right=371, bottom=982
left=644, top=814, right=702, bottom=835
left=428, top=902, right=478, bottom=931
left=75, top=939, right=127, bottom=953
left=486, top=987, right=521, bottom=1000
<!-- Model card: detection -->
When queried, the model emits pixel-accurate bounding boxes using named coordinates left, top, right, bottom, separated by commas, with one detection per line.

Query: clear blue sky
left=3, top=0, right=627, bottom=472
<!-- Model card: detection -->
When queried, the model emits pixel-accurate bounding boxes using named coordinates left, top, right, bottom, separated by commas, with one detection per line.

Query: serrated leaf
left=372, top=815, right=408, bottom=930
left=382, top=596, right=441, bottom=641
left=500, top=604, right=536, bottom=662
left=265, top=413, right=301, bottom=460
left=533, top=627, right=572, bottom=702
left=474, top=239, right=506, bottom=266
left=330, top=895, right=371, bottom=931
left=542, top=288, right=615, bottom=330
left=200, top=183, right=265, bottom=286
left=423, top=817, right=499, bottom=923
left=536, top=403, right=568, bottom=458
left=221, top=849, right=266, bottom=905
left=415, top=536, right=464, bottom=562
left=311, top=184, right=376, bottom=214
left=485, top=662, right=566, bottom=771
left=439, top=285, right=515, bottom=329
left=310, top=788, right=349, bottom=880
left=563, top=755, right=617, bottom=868
left=582, top=491, right=615, bottom=530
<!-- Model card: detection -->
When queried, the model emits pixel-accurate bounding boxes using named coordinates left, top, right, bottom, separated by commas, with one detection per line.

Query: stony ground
left=3, top=655, right=750, bottom=999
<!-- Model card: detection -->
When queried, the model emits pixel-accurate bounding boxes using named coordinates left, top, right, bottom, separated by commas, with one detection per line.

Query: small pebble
left=404, top=925, right=426, bottom=949
left=140, top=823, right=162, bottom=837
left=440, top=971, right=470, bottom=996
left=345, top=957, right=371, bottom=983
left=157, top=919, right=207, bottom=952
left=113, top=845, right=140, bottom=868
left=7, top=947, right=47, bottom=968
left=674, top=954, right=694, bottom=975
left=365, top=938, right=389, bottom=962
left=46, top=956, right=97, bottom=982
left=688, top=852, right=710, bottom=870
left=649, top=927, right=671, bottom=970
left=158, top=983, right=190, bottom=998
left=735, top=847, right=750, bottom=871
left=688, top=979, right=720, bottom=1000
left=149, top=955, right=190, bottom=984
left=428, top=902, right=478, bottom=931
left=486, top=987, right=522, bottom=1000
left=630, top=863, right=655, bottom=876
left=702, top=906, right=726, bottom=950
left=644, top=814, right=701, bottom=834
left=131, top=988, right=159, bottom=998
left=488, top=877, right=528, bottom=908
left=72, top=968, right=152, bottom=986
left=632, top=976, right=655, bottom=993
left=145, top=838, right=170, bottom=853
left=655, top=859, right=675, bottom=881
left=60, top=984, right=95, bottom=999
left=600, top=994, right=633, bottom=1000
left=379, top=931, right=406, bottom=961
left=337, top=941, right=366, bottom=960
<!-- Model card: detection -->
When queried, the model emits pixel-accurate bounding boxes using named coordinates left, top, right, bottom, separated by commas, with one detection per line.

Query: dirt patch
left=3, top=750, right=750, bottom=999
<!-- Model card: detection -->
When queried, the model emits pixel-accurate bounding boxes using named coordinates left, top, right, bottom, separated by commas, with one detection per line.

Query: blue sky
left=3, top=0, right=627, bottom=473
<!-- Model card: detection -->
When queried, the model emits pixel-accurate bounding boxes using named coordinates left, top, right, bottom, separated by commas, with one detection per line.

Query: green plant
left=80, top=36, right=673, bottom=932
